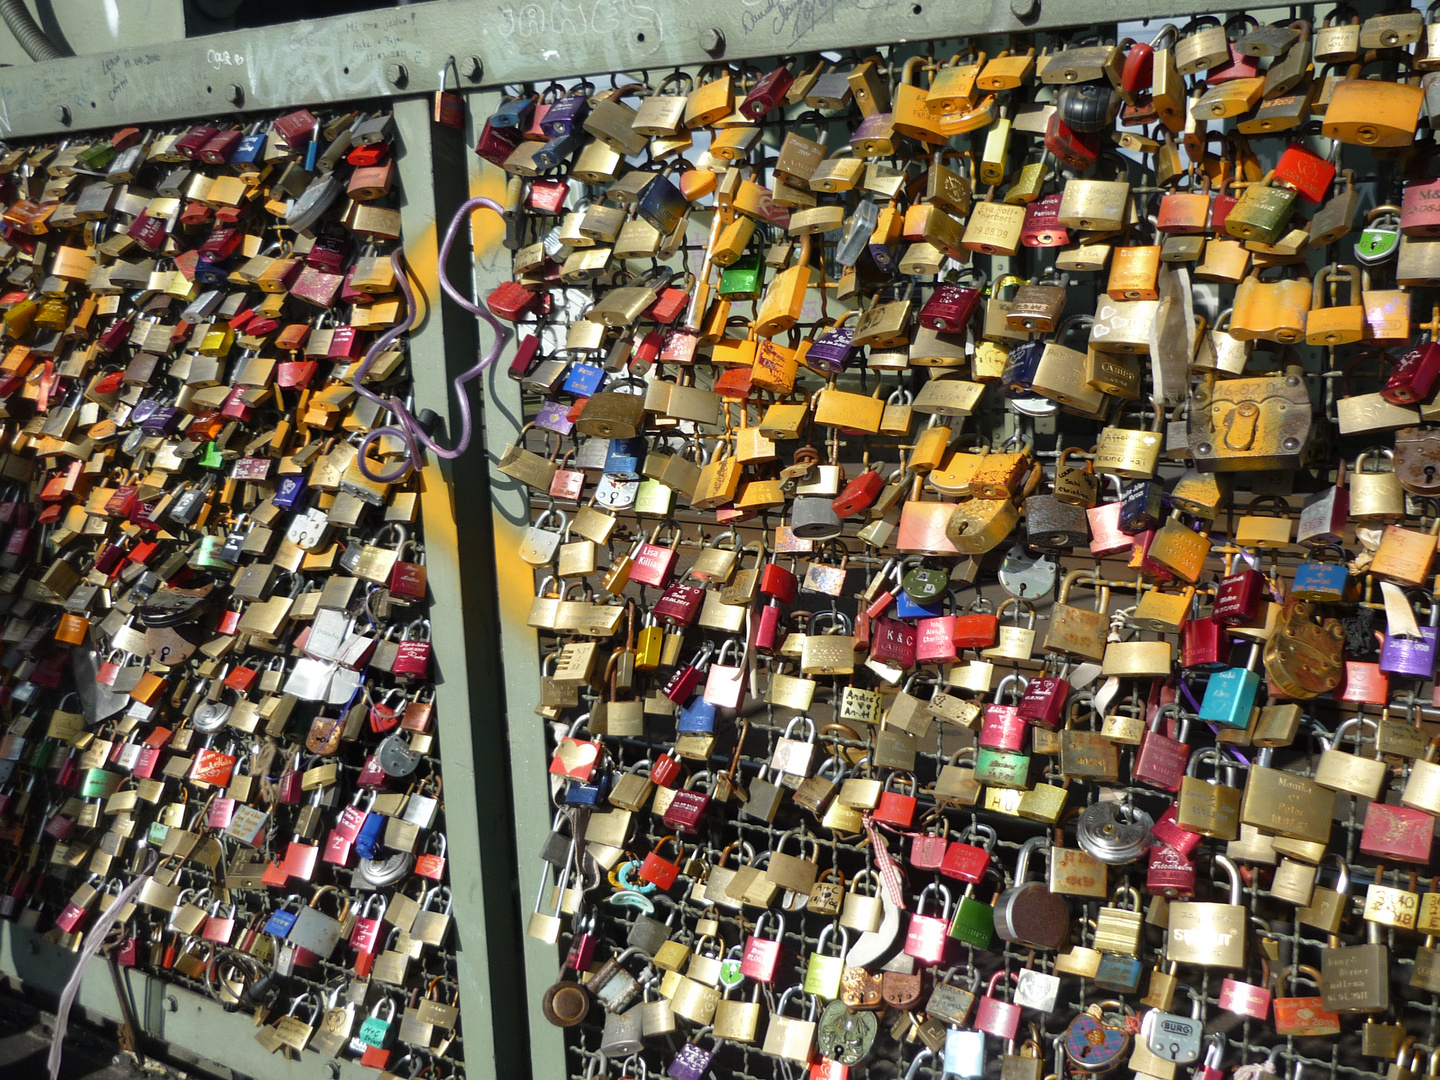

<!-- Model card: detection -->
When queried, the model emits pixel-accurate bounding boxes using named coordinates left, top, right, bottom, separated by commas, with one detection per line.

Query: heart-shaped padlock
left=998, top=544, right=1058, bottom=598
left=1063, top=1002, right=1134, bottom=1073
left=817, top=1000, right=879, bottom=1066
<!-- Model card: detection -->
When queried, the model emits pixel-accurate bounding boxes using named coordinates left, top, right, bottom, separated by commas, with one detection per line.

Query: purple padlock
left=806, top=323, right=858, bottom=374
left=1379, top=625, right=1439, bottom=678
left=539, top=91, right=591, bottom=138
left=141, top=406, right=183, bottom=435
left=534, top=399, right=575, bottom=436
left=668, top=1035, right=716, bottom=1080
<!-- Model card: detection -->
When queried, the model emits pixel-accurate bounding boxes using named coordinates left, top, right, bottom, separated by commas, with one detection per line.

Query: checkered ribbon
left=863, top=813, right=907, bottom=911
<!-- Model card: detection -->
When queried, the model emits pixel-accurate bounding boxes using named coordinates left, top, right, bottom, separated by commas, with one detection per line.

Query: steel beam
left=0, top=0, right=1286, bottom=139
left=391, top=96, right=528, bottom=1080
left=459, top=87, right=570, bottom=1080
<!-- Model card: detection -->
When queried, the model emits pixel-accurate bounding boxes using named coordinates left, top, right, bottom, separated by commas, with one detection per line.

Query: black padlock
left=1056, top=82, right=1121, bottom=133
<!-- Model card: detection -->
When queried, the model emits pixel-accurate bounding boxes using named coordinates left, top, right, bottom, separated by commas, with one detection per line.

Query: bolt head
left=53, top=105, right=70, bottom=125
left=699, top=27, right=725, bottom=55
left=225, top=83, right=243, bottom=105
left=385, top=62, right=409, bottom=88
left=463, top=55, right=483, bottom=82
left=1011, top=0, right=1039, bottom=18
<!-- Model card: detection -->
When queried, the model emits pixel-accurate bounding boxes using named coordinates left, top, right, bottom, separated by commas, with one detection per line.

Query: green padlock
left=718, top=246, right=764, bottom=300
left=81, top=767, right=122, bottom=798
left=148, top=822, right=170, bottom=846
left=27, top=737, right=55, bottom=770
left=192, top=535, right=231, bottom=571
left=199, top=441, right=226, bottom=469
left=948, top=875, right=998, bottom=948
left=1356, top=205, right=1402, bottom=266
left=901, top=562, right=950, bottom=604
left=357, top=999, right=397, bottom=1048
left=634, top=478, right=675, bottom=516
left=76, top=141, right=117, bottom=170
left=974, top=747, right=1030, bottom=789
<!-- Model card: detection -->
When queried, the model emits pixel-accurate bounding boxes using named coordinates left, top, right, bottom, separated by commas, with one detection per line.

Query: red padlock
left=1273, top=143, right=1335, bottom=204
left=953, top=598, right=1000, bottom=649
left=661, top=778, right=711, bottom=833
left=918, top=283, right=983, bottom=333
left=650, top=749, right=684, bottom=789
left=1382, top=341, right=1440, bottom=404
left=974, top=972, right=1022, bottom=1037
left=661, top=644, right=714, bottom=703
left=741, top=912, right=786, bottom=982
left=1132, top=705, right=1192, bottom=792
left=940, top=824, right=995, bottom=884
left=916, top=613, right=959, bottom=665
left=741, top=64, right=794, bottom=119
left=1146, top=843, right=1197, bottom=897
left=1181, top=615, right=1230, bottom=671
left=870, top=617, right=917, bottom=669
left=1021, top=193, right=1071, bottom=247
left=909, top=816, right=951, bottom=871
left=638, top=836, right=684, bottom=890
left=1017, top=669, right=1069, bottom=728
left=832, top=469, right=885, bottom=518
left=873, top=773, right=919, bottom=827
left=1214, top=566, right=1264, bottom=625
left=1218, top=967, right=1272, bottom=1019
left=1150, top=804, right=1204, bottom=857
left=1360, top=801, right=1433, bottom=864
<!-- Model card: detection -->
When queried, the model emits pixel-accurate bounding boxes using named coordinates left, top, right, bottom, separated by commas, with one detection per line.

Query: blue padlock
left=1118, top=480, right=1163, bottom=535
left=895, top=589, right=945, bottom=620
left=273, top=475, right=308, bottom=512
left=678, top=697, right=717, bottom=733
left=944, top=1029, right=985, bottom=1079
left=564, top=770, right=611, bottom=806
left=193, top=256, right=231, bottom=286
left=262, top=898, right=302, bottom=938
left=605, top=437, right=647, bottom=477
left=231, top=129, right=267, bottom=165
left=1290, top=545, right=1354, bottom=602
left=562, top=362, right=606, bottom=398
left=533, top=130, right=584, bottom=171
left=1002, top=341, right=1046, bottom=397
left=490, top=93, right=535, bottom=130
left=636, top=162, right=689, bottom=234
left=866, top=242, right=899, bottom=280
left=1198, top=648, right=1261, bottom=729
left=353, top=809, right=386, bottom=859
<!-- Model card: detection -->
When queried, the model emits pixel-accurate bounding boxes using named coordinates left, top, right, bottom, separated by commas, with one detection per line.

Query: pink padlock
left=902, top=883, right=953, bottom=966
left=979, top=674, right=1028, bottom=751
left=973, top=970, right=1022, bottom=1038
left=1017, top=669, right=1069, bottom=729
left=1131, top=704, right=1192, bottom=792
left=917, top=614, right=959, bottom=664
left=1086, top=476, right=1132, bottom=556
